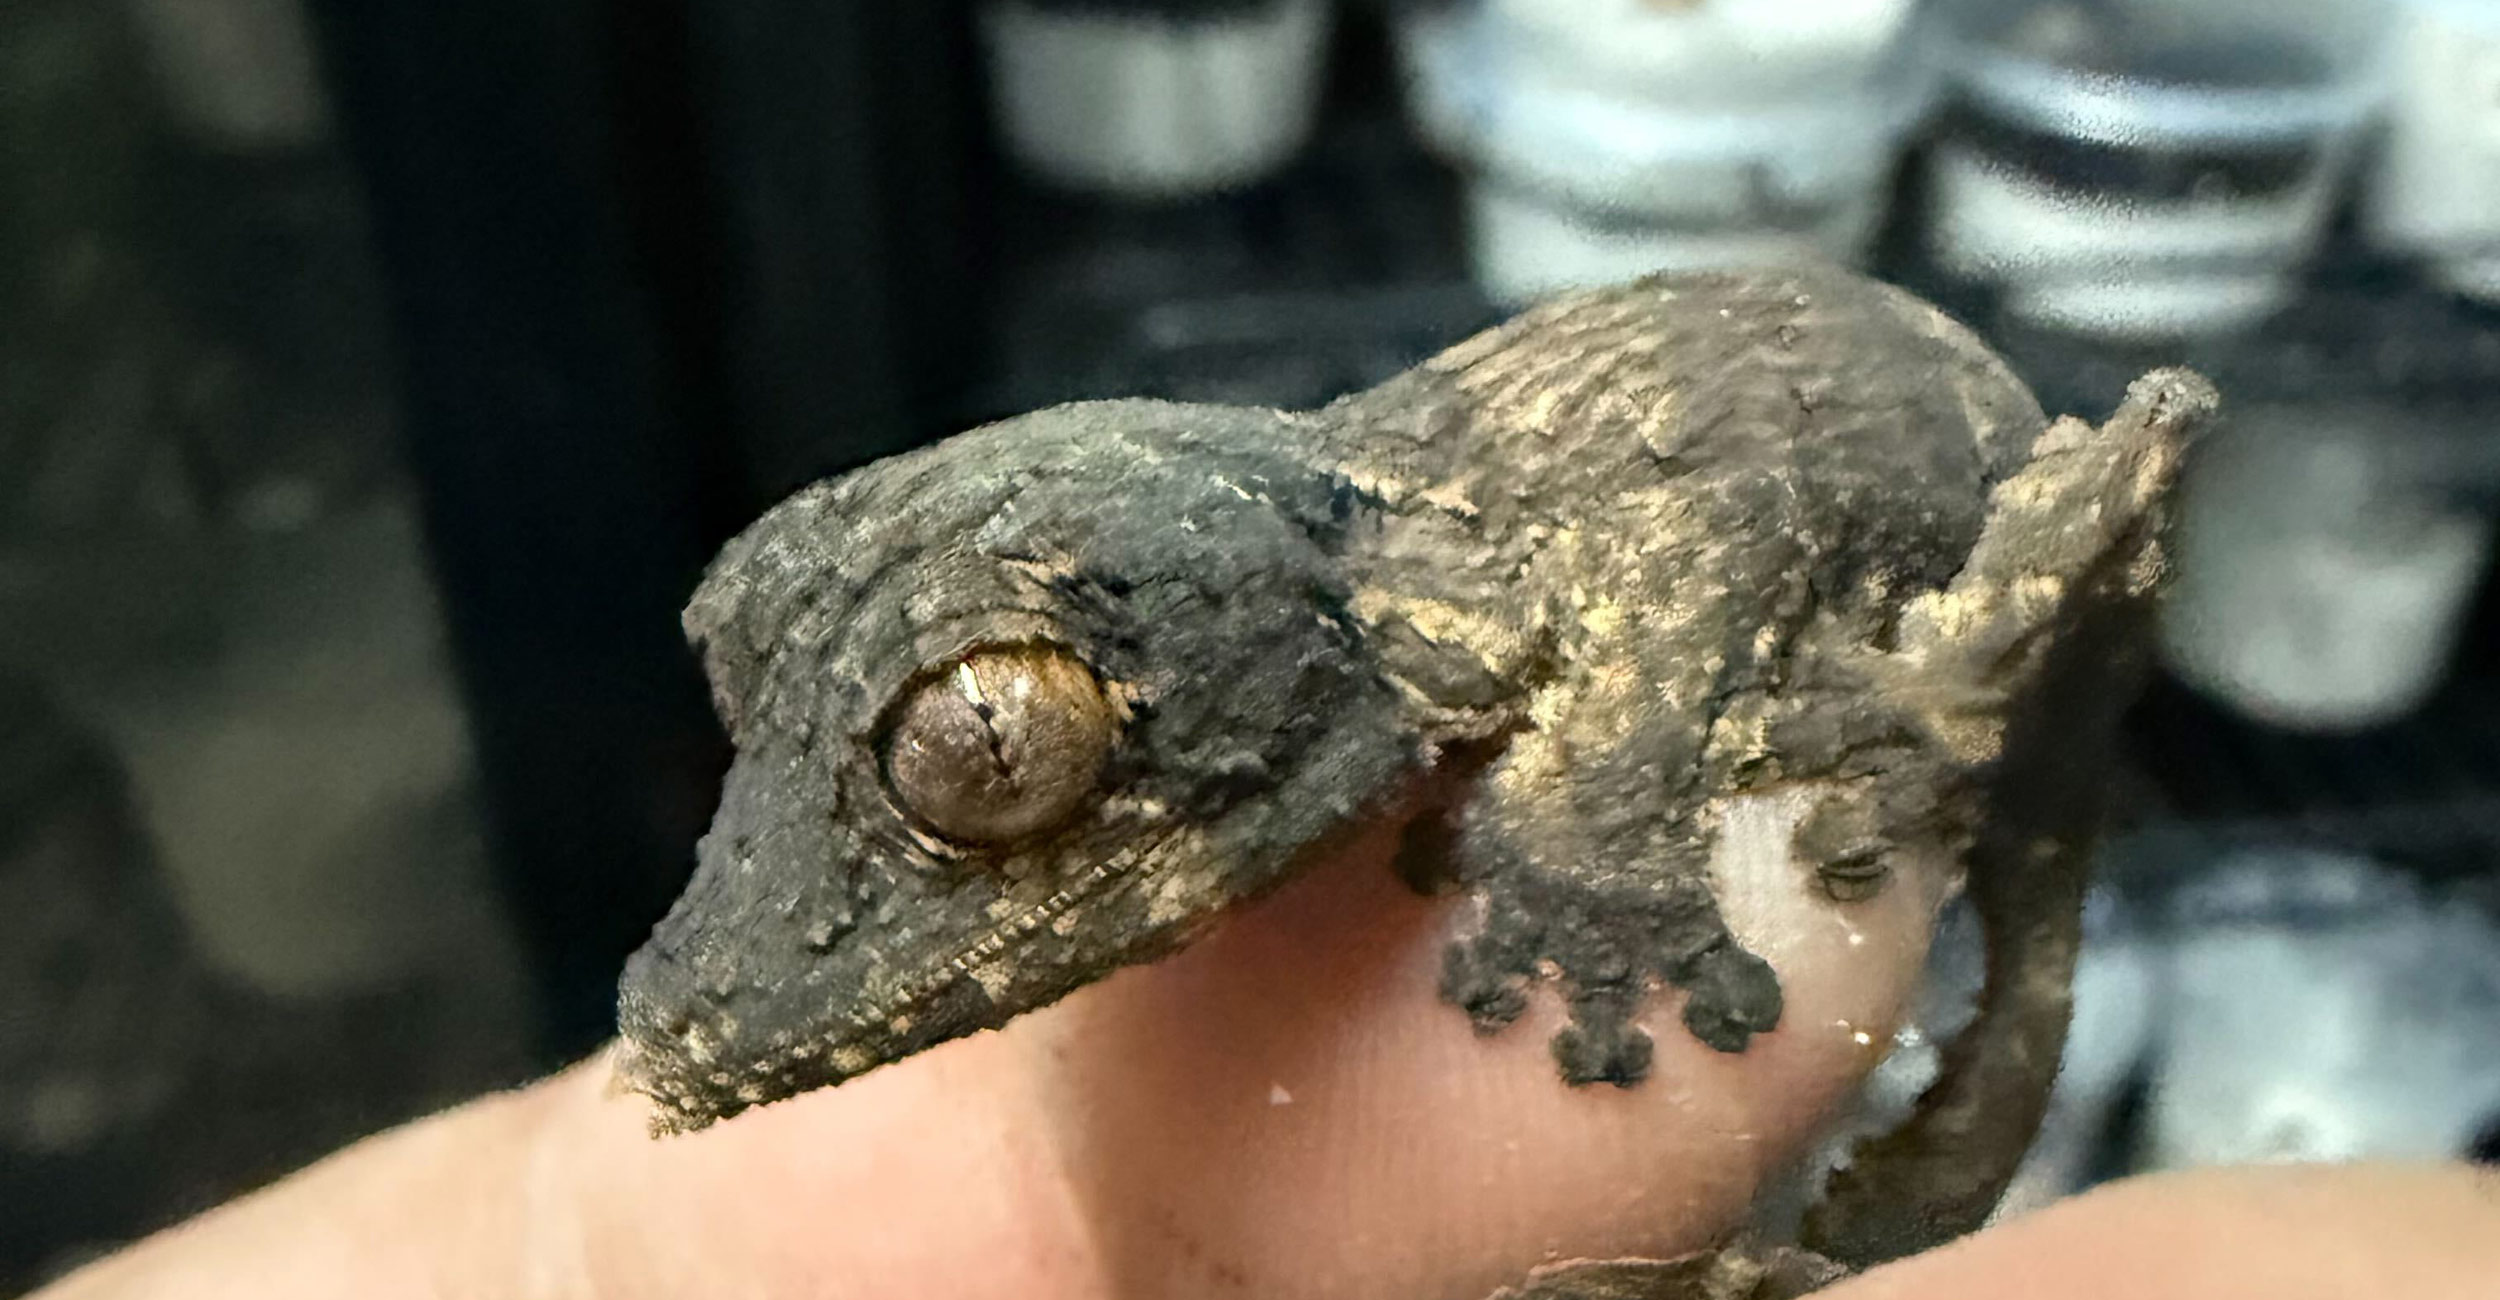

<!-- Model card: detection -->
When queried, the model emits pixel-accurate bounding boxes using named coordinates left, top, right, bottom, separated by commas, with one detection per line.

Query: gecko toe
left=1441, top=866, right=1786, bottom=1082
left=1679, top=939, right=1784, bottom=1053
left=1443, top=925, right=1536, bottom=1031
left=1553, top=986, right=1654, bottom=1086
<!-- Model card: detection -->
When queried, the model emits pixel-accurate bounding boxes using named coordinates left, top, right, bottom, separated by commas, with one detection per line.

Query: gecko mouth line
left=625, top=830, right=1183, bottom=1101
left=861, top=833, right=1175, bottom=1032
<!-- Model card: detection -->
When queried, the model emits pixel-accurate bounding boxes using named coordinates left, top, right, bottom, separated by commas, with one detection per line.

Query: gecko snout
left=614, top=894, right=1023, bottom=1133
left=613, top=958, right=812, bottom=1134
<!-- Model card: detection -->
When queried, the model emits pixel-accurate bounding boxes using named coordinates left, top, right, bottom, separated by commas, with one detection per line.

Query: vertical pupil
left=885, top=647, right=1114, bottom=843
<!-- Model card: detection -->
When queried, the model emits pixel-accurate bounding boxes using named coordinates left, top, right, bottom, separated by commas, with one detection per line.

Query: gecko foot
left=1486, top=1240, right=1848, bottom=1299
left=1440, top=867, right=1784, bottom=1085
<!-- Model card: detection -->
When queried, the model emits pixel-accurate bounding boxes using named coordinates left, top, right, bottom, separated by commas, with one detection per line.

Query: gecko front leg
left=1432, top=509, right=1809, bottom=1086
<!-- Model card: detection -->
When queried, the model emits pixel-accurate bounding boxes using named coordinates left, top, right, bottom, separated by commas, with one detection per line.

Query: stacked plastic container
left=1920, top=0, right=2393, bottom=339
left=2363, top=0, right=2500, bottom=303
left=980, top=0, right=1336, bottom=197
left=1399, top=0, right=1934, bottom=303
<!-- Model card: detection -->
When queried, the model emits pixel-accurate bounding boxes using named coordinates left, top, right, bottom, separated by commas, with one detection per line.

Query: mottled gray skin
left=615, top=267, right=2214, bottom=1289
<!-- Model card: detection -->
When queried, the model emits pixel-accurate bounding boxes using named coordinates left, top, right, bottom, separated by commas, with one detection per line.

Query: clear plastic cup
left=1924, top=0, right=2393, bottom=339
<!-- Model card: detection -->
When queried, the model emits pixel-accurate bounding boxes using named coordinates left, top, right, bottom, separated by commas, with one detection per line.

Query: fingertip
left=1823, top=1164, right=2500, bottom=1300
left=1021, top=810, right=1948, bottom=1300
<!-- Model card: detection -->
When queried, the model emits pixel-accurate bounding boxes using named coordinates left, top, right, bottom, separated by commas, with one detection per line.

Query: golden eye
left=883, top=646, right=1116, bottom=845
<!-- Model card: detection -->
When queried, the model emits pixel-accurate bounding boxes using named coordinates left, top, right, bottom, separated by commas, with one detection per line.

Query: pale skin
left=38, top=821, right=2500, bottom=1300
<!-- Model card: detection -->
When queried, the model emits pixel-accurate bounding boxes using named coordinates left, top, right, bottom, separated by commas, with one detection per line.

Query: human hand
left=35, top=813, right=1944, bottom=1300
left=38, top=819, right=2494, bottom=1300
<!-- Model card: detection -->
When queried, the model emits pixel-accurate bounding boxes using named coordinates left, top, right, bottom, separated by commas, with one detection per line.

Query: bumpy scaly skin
left=614, top=268, right=2214, bottom=1294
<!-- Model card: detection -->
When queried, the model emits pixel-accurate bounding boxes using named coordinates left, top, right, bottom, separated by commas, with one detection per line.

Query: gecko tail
left=1802, top=369, right=2215, bottom=1267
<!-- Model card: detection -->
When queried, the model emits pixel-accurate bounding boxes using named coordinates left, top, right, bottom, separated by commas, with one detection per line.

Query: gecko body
left=616, top=267, right=2214, bottom=1290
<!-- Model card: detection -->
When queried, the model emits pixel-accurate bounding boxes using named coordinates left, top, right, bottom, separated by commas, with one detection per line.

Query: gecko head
left=615, top=400, right=1416, bottom=1133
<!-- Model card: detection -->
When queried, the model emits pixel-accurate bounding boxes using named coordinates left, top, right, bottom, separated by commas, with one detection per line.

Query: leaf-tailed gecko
left=613, top=267, right=2214, bottom=1295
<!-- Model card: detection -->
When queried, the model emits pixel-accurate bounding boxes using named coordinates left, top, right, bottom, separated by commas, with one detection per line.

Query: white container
left=980, top=0, right=1334, bottom=197
left=2147, top=853, right=2500, bottom=1170
left=2363, top=0, right=2500, bottom=303
left=1409, top=0, right=1931, bottom=304
left=1924, top=0, right=2392, bottom=339
left=1389, top=1, right=1474, bottom=160
left=2160, top=405, right=2495, bottom=731
left=124, top=0, right=332, bottom=153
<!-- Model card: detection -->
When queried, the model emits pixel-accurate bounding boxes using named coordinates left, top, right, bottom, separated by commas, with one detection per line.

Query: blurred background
left=4, top=0, right=2499, bottom=1286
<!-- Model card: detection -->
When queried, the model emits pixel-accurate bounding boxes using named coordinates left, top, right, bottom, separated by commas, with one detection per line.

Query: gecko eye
left=882, top=645, right=1117, bottom=845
